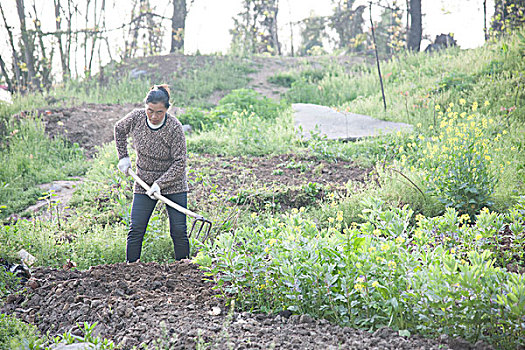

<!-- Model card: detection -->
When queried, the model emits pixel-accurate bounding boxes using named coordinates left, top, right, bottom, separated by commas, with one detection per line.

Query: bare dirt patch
left=3, top=262, right=459, bottom=349
left=189, top=153, right=368, bottom=189
left=188, top=153, right=371, bottom=210
left=16, top=103, right=140, bottom=159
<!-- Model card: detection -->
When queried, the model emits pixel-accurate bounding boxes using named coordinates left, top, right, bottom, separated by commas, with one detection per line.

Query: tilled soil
left=188, top=153, right=370, bottom=211
left=189, top=153, right=368, bottom=190
left=3, top=262, right=459, bottom=350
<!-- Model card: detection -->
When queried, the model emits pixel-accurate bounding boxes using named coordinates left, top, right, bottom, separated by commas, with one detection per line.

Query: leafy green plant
left=49, top=322, right=116, bottom=349
left=268, top=72, right=297, bottom=88
left=187, top=108, right=297, bottom=156
left=417, top=101, right=496, bottom=216
left=215, top=88, right=287, bottom=120
left=179, top=88, right=287, bottom=132
left=0, top=268, right=20, bottom=299
left=197, top=197, right=525, bottom=349
left=178, top=107, right=218, bottom=131
left=433, top=72, right=475, bottom=93
left=0, top=313, right=41, bottom=350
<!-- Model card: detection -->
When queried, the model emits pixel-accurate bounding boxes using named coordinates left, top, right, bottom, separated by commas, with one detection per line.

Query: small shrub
left=0, top=314, right=41, bottom=350
left=268, top=72, right=297, bottom=88
left=178, top=107, right=219, bottom=131
left=433, top=72, right=475, bottom=93
left=299, top=68, right=328, bottom=83
left=418, top=100, right=496, bottom=216
left=0, top=267, right=20, bottom=299
left=216, top=88, right=286, bottom=120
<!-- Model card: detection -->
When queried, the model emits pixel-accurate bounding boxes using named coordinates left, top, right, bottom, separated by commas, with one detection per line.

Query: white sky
left=0, top=0, right=495, bottom=78
left=184, top=0, right=495, bottom=54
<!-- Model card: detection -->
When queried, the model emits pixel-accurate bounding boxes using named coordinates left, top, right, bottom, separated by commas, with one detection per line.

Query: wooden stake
left=369, top=2, right=387, bottom=111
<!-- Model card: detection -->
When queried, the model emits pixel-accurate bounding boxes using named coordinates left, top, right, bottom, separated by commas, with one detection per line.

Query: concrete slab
left=293, top=103, right=413, bottom=141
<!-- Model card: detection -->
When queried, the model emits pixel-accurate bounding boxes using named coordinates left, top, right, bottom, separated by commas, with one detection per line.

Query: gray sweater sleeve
left=114, top=110, right=139, bottom=160
left=155, top=122, right=187, bottom=190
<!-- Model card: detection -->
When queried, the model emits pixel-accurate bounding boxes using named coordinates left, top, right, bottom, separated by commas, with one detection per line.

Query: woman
left=114, top=84, right=189, bottom=262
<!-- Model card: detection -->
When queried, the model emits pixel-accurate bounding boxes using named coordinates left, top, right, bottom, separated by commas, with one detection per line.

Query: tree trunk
left=0, top=55, right=13, bottom=93
left=407, top=0, right=422, bottom=51
left=269, top=1, right=281, bottom=55
left=54, top=0, right=70, bottom=80
left=287, top=0, right=294, bottom=56
left=0, top=2, right=21, bottom=89
left=16, top=0, right=38, bottom=89
left=170, top=0, right=186, bottom=53
left=83, top=0, right=92, bottom=75
left=88, top=0, right=103, bottom=75
left=483, top=0, right=488, bottom=40
left=31, top=1, right=52, bottom=89
left=406, top=0, right=410, bottom=34
left=129, top=0, right=142, bottom=57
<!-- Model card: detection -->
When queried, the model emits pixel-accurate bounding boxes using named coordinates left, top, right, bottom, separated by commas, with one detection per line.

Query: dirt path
left=3, top=262, right=458, bottom=350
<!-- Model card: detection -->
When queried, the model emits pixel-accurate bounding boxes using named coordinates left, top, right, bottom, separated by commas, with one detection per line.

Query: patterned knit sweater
left=114, top=108, right=188, bottom=194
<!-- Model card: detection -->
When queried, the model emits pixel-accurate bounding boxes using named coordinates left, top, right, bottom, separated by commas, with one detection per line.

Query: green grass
left=63, top=57, right=255, bottom=108
left=187, top=107, right=297, bottom=156
left=0, top=117, right=87, bottom=218
left=0, top=56, right=256, bottom=117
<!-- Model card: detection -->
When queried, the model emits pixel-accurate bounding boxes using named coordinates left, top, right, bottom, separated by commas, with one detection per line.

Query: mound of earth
left=14, top=103, right=140, bottom=158
left=3, top=262, right=463, bottom=349
left=106, top=54, right=370, bottom=102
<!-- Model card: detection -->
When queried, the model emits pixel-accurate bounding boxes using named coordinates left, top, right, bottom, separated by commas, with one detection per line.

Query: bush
left=187, top=108, right=297, bottom=156
left=0, top=314, right=41, bottom=350
left=178, top=107, right=219, bottom=131
left=284, top=65, right=377, bottom=106
left=216, top=88, right=286, bottom=120
left=268, top=72, right=297, bottom=88
left=178, top=89, right=287, bottom=132
left=0, top=267, right=20, bottom=299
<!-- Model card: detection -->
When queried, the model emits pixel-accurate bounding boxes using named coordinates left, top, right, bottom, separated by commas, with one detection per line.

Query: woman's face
left=145, top=102, right=167, bottom=125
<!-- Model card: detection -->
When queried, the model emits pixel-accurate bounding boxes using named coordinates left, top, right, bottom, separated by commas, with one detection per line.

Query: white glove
left=146, top=182, right=161, bottom=199
left=118, top=157, right=131, bottom=174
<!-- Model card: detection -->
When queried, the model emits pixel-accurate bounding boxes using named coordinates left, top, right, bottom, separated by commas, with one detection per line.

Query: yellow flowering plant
left=419, top=102, right=496, bottom=216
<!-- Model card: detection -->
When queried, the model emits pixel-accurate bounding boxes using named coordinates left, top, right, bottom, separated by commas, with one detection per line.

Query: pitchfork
left=128, top=169, right=212, bottom=242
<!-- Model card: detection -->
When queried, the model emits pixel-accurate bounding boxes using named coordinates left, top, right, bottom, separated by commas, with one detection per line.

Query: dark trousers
left=127, top=192, right=189, bottom=262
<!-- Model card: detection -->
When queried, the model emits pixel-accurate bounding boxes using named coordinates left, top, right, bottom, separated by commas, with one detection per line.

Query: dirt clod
left=3, top=262, right=458, bottom=349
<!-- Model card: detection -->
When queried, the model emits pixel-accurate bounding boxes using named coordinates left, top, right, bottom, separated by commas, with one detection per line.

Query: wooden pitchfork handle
left=127, top=168, right=205, bottom=221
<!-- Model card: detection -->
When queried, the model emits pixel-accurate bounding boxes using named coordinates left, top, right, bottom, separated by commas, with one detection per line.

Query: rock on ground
left=293, top=103, right=413, bottom=141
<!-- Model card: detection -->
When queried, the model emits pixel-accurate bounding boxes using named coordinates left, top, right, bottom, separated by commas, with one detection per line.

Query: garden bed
left=2, top=261, right=464, bottom=349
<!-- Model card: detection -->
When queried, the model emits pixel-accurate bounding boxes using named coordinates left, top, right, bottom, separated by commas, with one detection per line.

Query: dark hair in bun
left=144, top=84, right=171, bottom=108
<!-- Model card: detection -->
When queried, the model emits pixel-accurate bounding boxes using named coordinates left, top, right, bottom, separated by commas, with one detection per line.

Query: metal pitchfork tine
left=128, top=169, right=212, bottom=241
left=190, top=215, right=212, bottom=241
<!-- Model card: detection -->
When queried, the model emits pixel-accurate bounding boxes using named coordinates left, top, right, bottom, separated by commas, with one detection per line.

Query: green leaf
left=398, top=329, right=411, bottom=337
